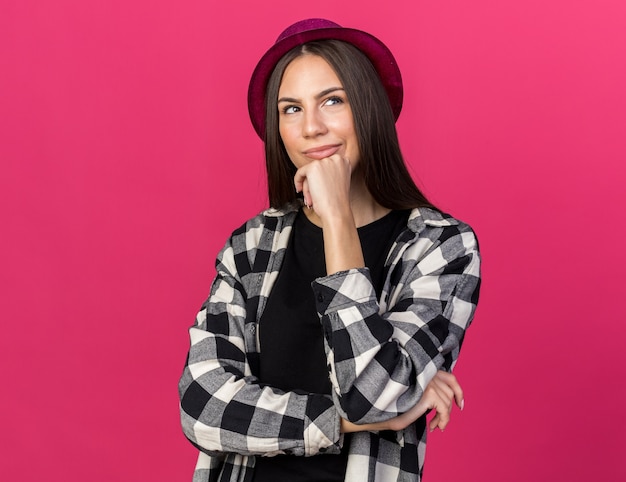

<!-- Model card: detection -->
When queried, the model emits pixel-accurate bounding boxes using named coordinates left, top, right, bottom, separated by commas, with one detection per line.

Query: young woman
left=179, top=18, right=481, bottom=482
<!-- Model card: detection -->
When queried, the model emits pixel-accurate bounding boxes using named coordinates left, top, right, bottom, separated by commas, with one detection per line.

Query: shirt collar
left=408, top=207, right=459, bottom=234
left=263, top=204, right=458, bottom=232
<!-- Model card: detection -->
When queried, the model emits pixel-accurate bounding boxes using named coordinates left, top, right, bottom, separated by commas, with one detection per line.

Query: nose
left=302, top=109, right=327, bottom=138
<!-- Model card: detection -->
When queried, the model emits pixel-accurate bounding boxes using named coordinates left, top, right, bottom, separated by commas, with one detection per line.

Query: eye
left=324, top=96, right=344, bottom=106
left=281, top=105, right=301, bottom=114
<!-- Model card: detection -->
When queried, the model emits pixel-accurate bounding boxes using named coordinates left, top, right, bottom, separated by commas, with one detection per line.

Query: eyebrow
left=277, top=87, right=345, bottom=104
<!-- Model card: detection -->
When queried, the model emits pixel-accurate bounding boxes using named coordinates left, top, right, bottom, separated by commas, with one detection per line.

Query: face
left=277, top=54, right=360, bottom=170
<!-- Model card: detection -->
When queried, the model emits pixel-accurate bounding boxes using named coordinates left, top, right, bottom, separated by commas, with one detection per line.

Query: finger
left=446, top=375, right=464, bottom=410
left=302, top=178, right=312, bottom=208
left=434, top=371, right=465, bottom=411
left=431, top=377, right=455, bottom=404
left=435, top=399, right=451, bottom=431
left=428, top=397, right=451, bottom=432
left=429, top=413, right=440, bottom=432
left=429, top=381, right=453, bottom=415
left=294, top=168, right=312, bottom=207
left=455, top=391, right=464, bottom=411
left=421, top=389, right=449, bottom=432
left=437, top=407, right=451, bottom=431
left=293, top=164, right=309, bottom=195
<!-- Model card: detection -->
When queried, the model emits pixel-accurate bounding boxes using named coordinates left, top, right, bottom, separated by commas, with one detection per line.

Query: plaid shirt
left=179, top=204, right=481, bottom=482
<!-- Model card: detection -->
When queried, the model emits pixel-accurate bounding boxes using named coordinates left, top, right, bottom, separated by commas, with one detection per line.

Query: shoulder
left=407, top=207, right=479, bottom=249
left=218, top=202, right=300, bottom=272
left=383, top=208, right=482, bottom=294
left=398, top=208, right=480, bottom=276
left=230, top=202, right=300, bottom=245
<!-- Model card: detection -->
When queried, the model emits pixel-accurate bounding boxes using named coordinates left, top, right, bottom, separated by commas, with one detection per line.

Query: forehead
left=278, top=54, right=342, bottom=94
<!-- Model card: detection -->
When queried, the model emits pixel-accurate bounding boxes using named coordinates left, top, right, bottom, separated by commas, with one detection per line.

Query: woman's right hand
left=340, top=371, right=464, bottom=433
left=293, top=153, right=353, bottom=224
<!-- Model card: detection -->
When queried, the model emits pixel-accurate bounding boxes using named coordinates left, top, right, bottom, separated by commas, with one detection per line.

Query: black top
left=253, top=208, right=410, bottom=482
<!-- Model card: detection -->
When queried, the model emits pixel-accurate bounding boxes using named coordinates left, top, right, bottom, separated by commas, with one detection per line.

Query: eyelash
left=325, top=95, right=344, bottom=106
left=281, top=96, right=345, bottom=114
left=282, top=105, right=301, bottom=114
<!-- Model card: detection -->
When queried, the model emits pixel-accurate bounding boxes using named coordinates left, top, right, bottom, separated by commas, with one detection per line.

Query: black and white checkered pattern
left=179, top=204, right=481, bottom=482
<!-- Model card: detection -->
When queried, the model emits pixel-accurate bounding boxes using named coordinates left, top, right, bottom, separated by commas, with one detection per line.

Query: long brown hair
left=264, top=39, right=436, bottom=211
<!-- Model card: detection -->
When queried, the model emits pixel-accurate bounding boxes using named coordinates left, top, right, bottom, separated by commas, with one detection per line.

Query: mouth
left=303, top=144, right=341, bottom=160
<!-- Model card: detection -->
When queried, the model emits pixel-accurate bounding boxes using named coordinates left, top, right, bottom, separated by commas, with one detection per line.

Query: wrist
left=340, top=418, right=388, bottom=433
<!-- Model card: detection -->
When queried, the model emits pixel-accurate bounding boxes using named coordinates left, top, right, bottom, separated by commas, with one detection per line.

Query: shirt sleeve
left=312, top=221, right=481, bottom=424
left=178, top=234, right=342, bottom=457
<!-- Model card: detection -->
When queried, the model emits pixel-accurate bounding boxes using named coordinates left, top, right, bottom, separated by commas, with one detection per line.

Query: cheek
left=279, top=125, right=298, bottom=153
left=278, top=121, right=288, bottom=142
left=277, top=127, right=298, bottom=165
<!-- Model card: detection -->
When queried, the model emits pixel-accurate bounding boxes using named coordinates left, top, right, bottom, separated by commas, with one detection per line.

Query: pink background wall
left=2, top=0, right=625, bottom=480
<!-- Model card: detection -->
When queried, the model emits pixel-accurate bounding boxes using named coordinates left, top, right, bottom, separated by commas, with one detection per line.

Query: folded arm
left=179, top=237, right=342, bottom=457
left=313, top=221, right=481, bottom=425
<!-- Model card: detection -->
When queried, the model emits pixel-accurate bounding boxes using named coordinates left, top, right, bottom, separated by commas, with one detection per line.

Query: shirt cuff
left=311, top=268, right=377, bottom=315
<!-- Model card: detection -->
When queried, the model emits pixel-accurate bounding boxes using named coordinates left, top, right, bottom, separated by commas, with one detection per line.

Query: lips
left=303, top=144, right=341, bottom=160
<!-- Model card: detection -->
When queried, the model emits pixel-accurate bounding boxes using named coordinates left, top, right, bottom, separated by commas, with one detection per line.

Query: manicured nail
left=460, top=399, right=465, bottom=411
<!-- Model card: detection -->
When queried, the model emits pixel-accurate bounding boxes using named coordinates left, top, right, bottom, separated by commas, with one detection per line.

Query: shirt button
left=317, top=293, right=324, bottom=302
left=248, top=324, right=256, bottom=335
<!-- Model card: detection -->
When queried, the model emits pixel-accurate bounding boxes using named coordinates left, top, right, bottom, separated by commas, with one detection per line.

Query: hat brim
left=247, top=26, right=403, bottom=139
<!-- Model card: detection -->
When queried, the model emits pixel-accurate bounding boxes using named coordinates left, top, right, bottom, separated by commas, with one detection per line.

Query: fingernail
left=460, top=399, right=465, bottom=411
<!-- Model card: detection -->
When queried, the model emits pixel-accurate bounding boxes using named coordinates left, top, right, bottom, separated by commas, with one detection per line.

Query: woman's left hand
left=340, top=370, right=465, bottom=433
left=421, top=370, right=465, bottom=433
